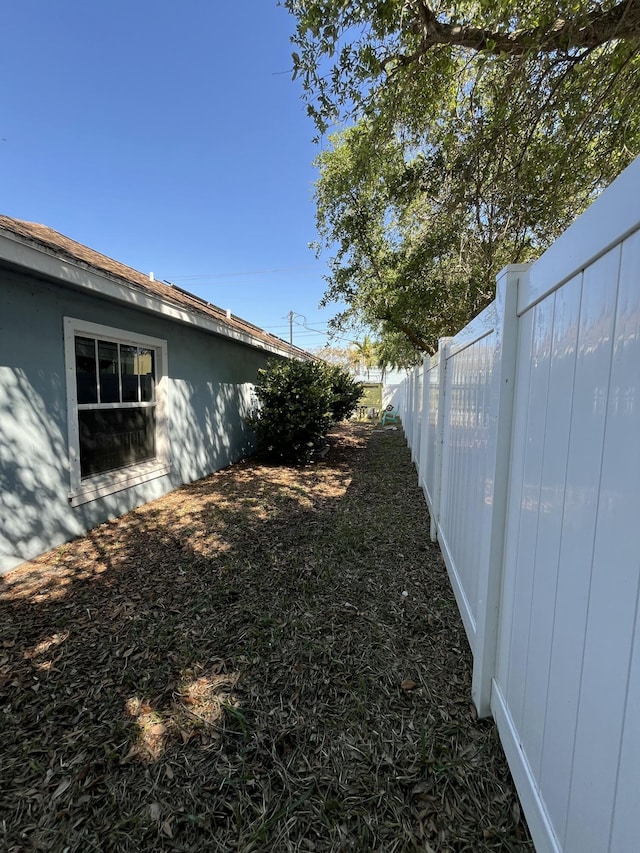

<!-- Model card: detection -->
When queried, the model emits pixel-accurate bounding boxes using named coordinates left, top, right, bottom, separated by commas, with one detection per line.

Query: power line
left=262, top=321, right=330, bottom=331
left=278, top=310, right=361, bottom=348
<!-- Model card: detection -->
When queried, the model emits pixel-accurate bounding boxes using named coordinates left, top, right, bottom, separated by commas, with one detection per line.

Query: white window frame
left=63, top=317, right=171, bottom=506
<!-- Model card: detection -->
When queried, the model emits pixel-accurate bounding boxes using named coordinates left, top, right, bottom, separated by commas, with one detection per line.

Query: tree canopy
left=284, top=0, right=640, bottom=354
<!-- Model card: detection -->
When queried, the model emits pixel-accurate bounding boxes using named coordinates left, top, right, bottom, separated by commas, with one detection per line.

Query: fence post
left=430, top=338, right=451, bottom=543
left=472, top=264, right=529, bottom=717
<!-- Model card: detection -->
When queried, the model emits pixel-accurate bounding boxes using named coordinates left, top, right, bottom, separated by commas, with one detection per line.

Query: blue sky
left=0, top=1, right=350, bottom=351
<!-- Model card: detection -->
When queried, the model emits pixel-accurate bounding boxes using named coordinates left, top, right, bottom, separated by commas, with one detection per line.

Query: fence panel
left=419, top=353, right=439, bottom=512
left=437, top=313, right=496, bottom=653
left=417, top=356, right=430, bottom=491
left=492, top=163, right=640, bottom=853
left=411, top=367, right=422, bottom=467
left=403, top=366, right=416, bottom=447
left=396, top=155, right=640, bottom=853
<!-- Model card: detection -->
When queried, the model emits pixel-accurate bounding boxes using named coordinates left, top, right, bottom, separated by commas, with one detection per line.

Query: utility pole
left=286, top=311, right=307, bottom=346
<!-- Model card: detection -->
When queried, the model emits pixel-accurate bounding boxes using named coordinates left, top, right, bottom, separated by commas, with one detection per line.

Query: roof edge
left=0, top=217, right=315, bottom=361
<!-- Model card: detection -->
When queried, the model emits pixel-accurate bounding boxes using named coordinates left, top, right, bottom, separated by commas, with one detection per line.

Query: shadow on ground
left=0, top=423, right=532, bottom=852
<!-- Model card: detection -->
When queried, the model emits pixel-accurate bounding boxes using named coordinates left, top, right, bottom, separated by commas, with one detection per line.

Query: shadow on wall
left=0, top=368, right=260, bottom=573
left=0, top=367, right=84, bottom=573
left=0, top=367, right=172, bottom=573
left=168, top=379, right=256, bottom=485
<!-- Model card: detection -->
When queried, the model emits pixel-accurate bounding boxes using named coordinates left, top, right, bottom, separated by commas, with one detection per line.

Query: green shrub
left=324, top=363, right=364, bottom=422
left=248, top=359, right=362, bottom=464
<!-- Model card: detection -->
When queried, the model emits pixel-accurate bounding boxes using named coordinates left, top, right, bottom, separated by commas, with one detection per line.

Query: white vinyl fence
left=397, top=156, right=640, bottom=853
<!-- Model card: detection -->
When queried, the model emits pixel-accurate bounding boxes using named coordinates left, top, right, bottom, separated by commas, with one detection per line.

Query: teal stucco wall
left=0, top=267, right=274, bottom=574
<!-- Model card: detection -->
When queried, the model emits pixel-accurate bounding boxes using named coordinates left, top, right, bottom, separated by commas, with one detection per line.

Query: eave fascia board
left=0, top=230, right=301, bottom=360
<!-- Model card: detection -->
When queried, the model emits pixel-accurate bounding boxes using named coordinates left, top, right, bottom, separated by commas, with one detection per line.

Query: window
left=64, top=318, right=170, bottom=505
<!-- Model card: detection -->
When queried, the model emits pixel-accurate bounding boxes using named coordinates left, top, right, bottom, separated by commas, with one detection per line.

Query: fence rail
left=396, top=156, right=640, bottom=853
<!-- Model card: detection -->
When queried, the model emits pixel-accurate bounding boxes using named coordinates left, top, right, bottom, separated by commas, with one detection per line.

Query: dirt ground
left=0, top=422, right=532, bottom=852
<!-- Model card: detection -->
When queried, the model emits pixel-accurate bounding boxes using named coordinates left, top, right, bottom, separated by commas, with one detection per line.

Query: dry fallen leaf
left=121, top=744, right=150, bottom=764
left=0, top=423, right=531, bottom=852
left=51, top=778, right=71, bottom=801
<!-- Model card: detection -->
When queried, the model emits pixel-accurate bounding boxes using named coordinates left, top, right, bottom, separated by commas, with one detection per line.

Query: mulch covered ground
left=0, top=423, right=532, bottom=852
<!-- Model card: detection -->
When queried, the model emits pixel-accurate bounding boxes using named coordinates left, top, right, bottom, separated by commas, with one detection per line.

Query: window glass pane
left=78, top=407, right=156, bottom=478
left=138, top=348, right=156, bottom=402
left=75, top=337, right=98, bottom=404
left=120, top=344, right=139, bottom=402
left=98, top=340, right=120, bottom=403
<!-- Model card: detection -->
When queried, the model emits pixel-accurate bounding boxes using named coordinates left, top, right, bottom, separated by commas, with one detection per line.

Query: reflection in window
left=73, top=333, right=159, bottom=480
left=75, top=337, right=157, bottom=406
left=78, top=408, right=156, bottom=477
left=139, top=349, right=155, bottom=401
left=75, top=337, right=98, bottom=404
left=120, top=344, right=138, bottom=402
left=98, top=340, right=120, bottom=403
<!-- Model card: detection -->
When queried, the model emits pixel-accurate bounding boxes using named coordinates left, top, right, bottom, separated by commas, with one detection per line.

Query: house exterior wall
left=0, top=266, right=272, bottom=574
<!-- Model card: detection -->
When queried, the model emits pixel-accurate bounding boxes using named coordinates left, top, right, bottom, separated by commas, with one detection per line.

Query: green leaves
left=284, top=0, right=640, bottom=357
left=248, top=360, right=362, bottom=464
left=313, top=121, right=492, bottom=355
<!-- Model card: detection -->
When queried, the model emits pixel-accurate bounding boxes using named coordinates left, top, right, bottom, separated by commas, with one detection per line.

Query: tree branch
left=345, top=191, right=433, bottom=353
left=399, top=0, right=640, bottom=62
left=376, top=309, right=434, bottom=354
